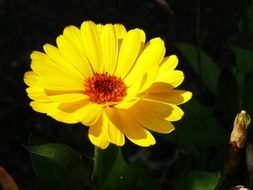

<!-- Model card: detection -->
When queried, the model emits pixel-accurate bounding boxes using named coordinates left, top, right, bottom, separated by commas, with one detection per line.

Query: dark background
left=0, top=0, right=243, bottom=189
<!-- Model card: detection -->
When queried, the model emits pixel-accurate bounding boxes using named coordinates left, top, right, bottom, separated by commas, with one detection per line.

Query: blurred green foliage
left=170, top=0, right=253, bottom=189
left=175, top=42, right=220, bottom=94
left=170, top=97, right=228, bottom=146
left=176, top=171, right=220, bottom=190
left=172, top=0, right=253, bottom=142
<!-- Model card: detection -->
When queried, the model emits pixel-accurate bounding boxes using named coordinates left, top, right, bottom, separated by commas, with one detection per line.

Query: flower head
left=24, top=20, right=192, bottom=149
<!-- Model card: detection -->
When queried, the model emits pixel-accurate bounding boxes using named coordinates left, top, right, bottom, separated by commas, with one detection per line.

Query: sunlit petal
left=100, top=24, right=118, bottom=74
left=107, top=108, right=155, bottom=147
left=88, top=114, right=110, bottom=149
left=114, top=29, right=145, bottom=78
left=81, top=21, right=103, bottom=73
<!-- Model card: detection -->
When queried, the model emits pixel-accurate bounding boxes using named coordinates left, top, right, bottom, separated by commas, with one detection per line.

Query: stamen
left=84, top=73, right=127, bottom=104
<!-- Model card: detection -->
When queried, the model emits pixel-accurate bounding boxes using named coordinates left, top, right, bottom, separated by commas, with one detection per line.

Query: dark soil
left=0, top=0, right=243, bottom=189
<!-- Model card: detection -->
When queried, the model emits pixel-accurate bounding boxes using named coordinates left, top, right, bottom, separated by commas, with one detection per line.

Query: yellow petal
left=122, top=64, right=159, bottom=101
left=145, top=89, right=192, bottom=105
left=129, top=99, right=184, bottom=121
left=30, top=51, right=79, bottom=81
left=56, top=35, right=92, bottom=78
left=58, top=99, right=90, bottom=113
left=88, top=114, right=110, bottom=149
left=156, top=70, right=184, bottom=88
left=165, top=104, right=184, bottom=121
left=63, top=25, right=94, bottom=75
left=30, top=101, right=59, bottom=114
left=44, top=89, right=83, bottom=96
left=104, top=109, right=125, bottom=146
left=124, top=78, right=144, bottom=98
left=43, top=44, right=84, bottom=80
left=130, top=99, right=173, bottom=118
left=144, top=82, right=173, bottom=93
left=50, top=110, right=79, bottom=124
left=74, top=103, right=102, bottom=126
left=107, top=108, right=156, bottom=147
left=34, top=102, right=79, bottom=124
left=62, top=25, right=87, bottom=56
left=26, top=86, right=49, bottom=102
left=114, top=29, right=145, bottom=78
left=113, top=24, right=127, bottom=39
left=124, top=37, right=165, bottom=86
left=28, top=89, right=85, bottom=102
left=114, top=98, right=139, bottom=109
left=128, top=104, right=175, bottom=134
left=54, top=100, right=100, bottom=124
left=138, top=65, right=159, bottom=93
left=53, top=99, right=95, bottom=124
left=119, top=39, right=165, bottom=99
left=81, top=21, right=103, bottom=73
left=96, top=24, right=103, bottom=33
left=46, top=93, right=89, bottom=103
left=100, top=24, right=118, bottom=74
left=159, top=55, right=178, bottom=72
left=36, top=76, right=83, bottom=91
left=24, top=71, right=38, bottom=86
left=113, top=24, right=127, bottom=60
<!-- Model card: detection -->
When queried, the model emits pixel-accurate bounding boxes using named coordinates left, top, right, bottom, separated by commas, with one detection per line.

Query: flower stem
left=93, top=146, right=101, bottom=190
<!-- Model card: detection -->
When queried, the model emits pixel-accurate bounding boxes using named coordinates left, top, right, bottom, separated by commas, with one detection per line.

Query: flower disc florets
left=84, top=73, right=127, bottom=104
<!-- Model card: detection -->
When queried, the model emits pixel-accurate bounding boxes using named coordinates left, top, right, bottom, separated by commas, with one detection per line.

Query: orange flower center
left=84, top=73, right=127, bottom=104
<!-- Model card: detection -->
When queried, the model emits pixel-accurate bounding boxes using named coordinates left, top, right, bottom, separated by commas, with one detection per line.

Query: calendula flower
left=24, top=20, right=192, bottom=149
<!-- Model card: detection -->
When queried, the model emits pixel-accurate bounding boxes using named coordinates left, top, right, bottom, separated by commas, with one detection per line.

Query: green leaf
left=102, top=147, right=128, bottom=190
left=95, top=145, right=160, bottom=190
left=176, top=171, right=220, bottom=190
left=112, top=160, right=161, bottom=190
left=175, top=42, right=220, bottom=94
left=170, top=98, right=228, bottom=146
left=216, top=69, right=239, bottom=122
left=233, top=47, right=253, bottom=73
left=94, top=145, right=127, bottom=190
left=27, top=143, right=92, bottom=190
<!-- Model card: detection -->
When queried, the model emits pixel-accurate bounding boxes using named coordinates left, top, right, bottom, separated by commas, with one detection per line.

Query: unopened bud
left=224, top=110, right=251, bottom=173
left=0, top=166, right=19, bottom=190
left=230, top=110, right=251, bottom=149
left=230, top=185, right=250, bottom=190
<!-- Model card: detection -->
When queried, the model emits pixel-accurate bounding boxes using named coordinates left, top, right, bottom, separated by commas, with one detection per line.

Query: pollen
left=84, top=73, right=127, bottom=104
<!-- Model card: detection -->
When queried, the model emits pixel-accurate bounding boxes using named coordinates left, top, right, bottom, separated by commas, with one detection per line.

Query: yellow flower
left=24, top=20, right=192, bottom=149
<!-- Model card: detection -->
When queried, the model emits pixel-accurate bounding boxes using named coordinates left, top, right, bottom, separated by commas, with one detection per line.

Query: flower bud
left=224, top=110, right=251, bottom=173
left=230, top=110, right=251, bottom=149
left=230, top=185, right=250, bottom=190
left=0, top=166, right=19, bottom=190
